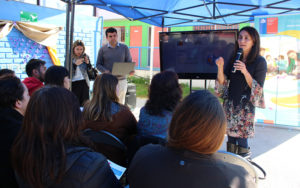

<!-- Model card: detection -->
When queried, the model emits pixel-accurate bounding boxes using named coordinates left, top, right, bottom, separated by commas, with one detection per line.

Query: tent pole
left=213, top=0, right=215, bottom=19
left=65, top=0, right=71, bottom=69
left=162, top=17, right=164, bottom=31
left=149, top=25, right=155, bottom=81
left=68, top=0, right=76, bottom=90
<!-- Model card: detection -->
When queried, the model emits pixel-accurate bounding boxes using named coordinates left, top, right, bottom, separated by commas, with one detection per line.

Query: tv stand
left=189, top=79, right=208, bottom=94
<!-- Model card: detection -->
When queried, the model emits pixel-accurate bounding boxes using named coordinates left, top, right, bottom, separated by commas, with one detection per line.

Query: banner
left=255, top=14, right=300, bottom=127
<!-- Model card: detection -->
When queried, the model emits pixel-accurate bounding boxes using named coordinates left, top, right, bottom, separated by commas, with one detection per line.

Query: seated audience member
left=128, top=90, right=256, bottom=188
left=0, top=68, right=15, bottom=79
left=83, top=73, right=137, bottom=166
left=45, top=65, right=70, bottom=89
left=11, top=87, right=121, bottom=188
left=0, top=77, right=30, bottom=188
left=22, top=59, right=47, bottom=96
left=137, top=71, right=182, bottom=139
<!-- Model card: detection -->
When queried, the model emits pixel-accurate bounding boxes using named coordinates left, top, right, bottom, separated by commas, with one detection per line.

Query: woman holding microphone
left=215, top=26, right=267, bottom=158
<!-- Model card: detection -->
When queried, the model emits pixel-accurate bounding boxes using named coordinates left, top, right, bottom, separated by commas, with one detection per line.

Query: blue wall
left=0, top=0, right=102, bottom=79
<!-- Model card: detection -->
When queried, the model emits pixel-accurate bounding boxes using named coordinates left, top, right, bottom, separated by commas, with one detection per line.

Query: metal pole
left=213, top=0, right=215, bottom=19
left=68, top=0, right=76, bottom=90
left=162, top=17, right=164, bottom=31
left=149, top=25, right=155, bottom=81
left=65, top=0, right=71, bottom=70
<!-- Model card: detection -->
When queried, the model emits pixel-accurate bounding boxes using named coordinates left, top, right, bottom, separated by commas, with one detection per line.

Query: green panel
left=239, top=23, right=251, bottom=30
left=104, top=20, right=151, bottom=67
left=170, top=26, right=194, bottom=32
left=141, top=48, right=149, bottom=67
left=104, top=20, right=151, bottom=47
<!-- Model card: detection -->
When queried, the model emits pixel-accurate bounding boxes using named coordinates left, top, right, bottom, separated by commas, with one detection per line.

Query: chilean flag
left=259, top=17, right=278, bottom=34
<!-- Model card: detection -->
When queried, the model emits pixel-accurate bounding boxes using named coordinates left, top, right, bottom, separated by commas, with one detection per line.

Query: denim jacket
left=72, top=54, right=91, bottom=87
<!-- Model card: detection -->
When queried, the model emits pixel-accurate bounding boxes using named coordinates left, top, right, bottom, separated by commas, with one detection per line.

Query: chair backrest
left=84, top=129, right=127, bottom=151
left=215, top=150, right=258, bottom=183
left=127, top=135, right=166, bottom=163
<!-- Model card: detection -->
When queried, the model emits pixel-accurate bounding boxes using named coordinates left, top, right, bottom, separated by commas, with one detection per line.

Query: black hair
left=0, top=69, right=15, bottom=78
left=45, top=66, right=69, bottom=87
left=239, top=26, right=261, bottom=64
left=25, top=59, right=46, bottom=77
left=0, top=76, right=25, bottom=108
left=105, top=27, right=117, bottom=37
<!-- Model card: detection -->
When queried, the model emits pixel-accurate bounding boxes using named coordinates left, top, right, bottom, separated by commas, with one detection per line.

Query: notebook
left=111, top=62, right=135, bottom=76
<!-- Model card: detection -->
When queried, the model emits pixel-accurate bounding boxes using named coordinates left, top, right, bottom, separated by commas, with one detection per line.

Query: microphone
left=232, top=48, right=243, bottom=73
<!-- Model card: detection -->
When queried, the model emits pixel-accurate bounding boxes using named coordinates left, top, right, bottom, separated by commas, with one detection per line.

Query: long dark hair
left=145, top=71, right=182, bottom=116
left=83, top=73, right=119, bottom=121
left=11, top=86, right=88, bottom=188
left=239, top=26, right=261, bottom=64
left=168, top=90, right=226, bottom=154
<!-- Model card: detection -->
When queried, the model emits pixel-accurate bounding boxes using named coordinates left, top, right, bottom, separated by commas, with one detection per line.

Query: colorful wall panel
left=255, top=14, right=300, bottom=127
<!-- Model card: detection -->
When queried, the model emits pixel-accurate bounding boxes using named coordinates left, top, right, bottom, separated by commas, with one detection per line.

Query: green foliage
left=128, top=76, right=149, bottom=98
left=128, top=76, right=217, bottom=99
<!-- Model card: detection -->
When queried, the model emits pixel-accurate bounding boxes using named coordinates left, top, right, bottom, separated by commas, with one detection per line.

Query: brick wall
left=0, top=28, right=52, bottom=79
left=0, top=26, right=99, bottom=80
left=0, top=0, right=102, bottom=80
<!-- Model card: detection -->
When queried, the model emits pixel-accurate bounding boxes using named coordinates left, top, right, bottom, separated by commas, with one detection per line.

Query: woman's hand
left=234, top=60, right=248, bottom=75
left=75, top=58, right=84, bottom=66
left=216, top=57, right=225, bottom=84
left=216, top=57, right=224, bottom=70
left=235, top=60, right=253, bottom=88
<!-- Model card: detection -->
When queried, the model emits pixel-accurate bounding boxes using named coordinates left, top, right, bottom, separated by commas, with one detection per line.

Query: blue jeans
left=228, top=136, right=248, bottom=148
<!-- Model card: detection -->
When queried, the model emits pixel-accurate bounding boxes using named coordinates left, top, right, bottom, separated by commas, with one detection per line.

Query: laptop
left=111, top=62, right=135, bottom=76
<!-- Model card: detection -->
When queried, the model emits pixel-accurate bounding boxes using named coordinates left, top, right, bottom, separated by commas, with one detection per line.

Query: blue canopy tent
left=77, top=0, right=300, bottom=27
left=62, top=0, right=300, bottom=81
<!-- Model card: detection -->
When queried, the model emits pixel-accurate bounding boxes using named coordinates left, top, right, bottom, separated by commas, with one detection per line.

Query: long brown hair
left=11, top=86, right=88, bottom=188
left=168, top=90, right=226, bottom=154
left=71, top=40, right=85, bottom=58
left=83, top=73, right=119, bottom=121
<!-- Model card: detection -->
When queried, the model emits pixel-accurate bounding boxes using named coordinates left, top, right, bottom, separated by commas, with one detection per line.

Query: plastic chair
left=84, top=129, right=128, bottom=166
left=127, top=135, right=166, bottom=163
left=215, top=150, right=266, bottom=183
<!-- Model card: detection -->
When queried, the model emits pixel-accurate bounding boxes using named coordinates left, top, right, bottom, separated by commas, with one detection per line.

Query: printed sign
left=20, top=11, right=38, bottom=22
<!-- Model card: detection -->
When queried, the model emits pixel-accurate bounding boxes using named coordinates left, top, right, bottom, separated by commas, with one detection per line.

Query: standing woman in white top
left=71, top=40, right=91, bottom=106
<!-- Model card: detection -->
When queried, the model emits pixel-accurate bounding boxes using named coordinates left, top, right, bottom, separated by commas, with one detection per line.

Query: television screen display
left=159, top=30, right=238, bottom=79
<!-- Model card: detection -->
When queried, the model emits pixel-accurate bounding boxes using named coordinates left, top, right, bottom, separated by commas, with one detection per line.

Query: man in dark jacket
left=0, top=76, right=30, bottom=188
left=22, top=59, right=46, bottom=96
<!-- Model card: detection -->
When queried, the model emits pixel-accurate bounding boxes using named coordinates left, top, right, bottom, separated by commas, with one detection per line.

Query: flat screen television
left=159, top=29, right=238, bottom=79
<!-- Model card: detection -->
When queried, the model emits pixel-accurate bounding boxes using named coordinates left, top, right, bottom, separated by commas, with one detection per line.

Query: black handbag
left=87, top=65, right=98, bottom=80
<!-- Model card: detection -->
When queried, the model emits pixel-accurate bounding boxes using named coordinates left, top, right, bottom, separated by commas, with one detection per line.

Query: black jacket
left=128, top=144, right=256, bottom=188
left=0, top=107, right=23, bottom=188
left=16, top=146, right=122, bottom=188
